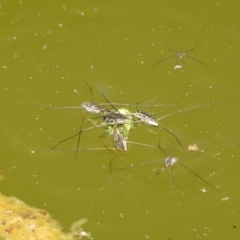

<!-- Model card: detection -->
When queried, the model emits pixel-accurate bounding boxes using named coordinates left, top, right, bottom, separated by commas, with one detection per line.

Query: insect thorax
left=81, top=102, right=105, bottom=114
left=103, top=113, right=129, bottom=125
left=165, top=156, right=177, bottom=168
left=112, top=128, right=127, bottom=151
left=136, top=110, right=158, bottom=126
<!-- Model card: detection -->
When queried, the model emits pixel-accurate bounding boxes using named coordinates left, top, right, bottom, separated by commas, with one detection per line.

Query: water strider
left=106, top=127, right=128, bottom=178
left=51, top=79, right=171, bottom=160
left=128, top=102, right=213, bottom=150
left=48, top=77, right=107, bottom=160
left=90, top=94, right=182, bottom=152
left=131, top=103, right=159, bottom=127
left=135, top=110, right=158, bottom=126
left=68, top=78, right=136, bottom=159
left=158, top=143, right=217, bottom=190
left=112, top=127, right=128, bottom=151
left=113, top=140, right=218, bottom=190
left=104, top=126, right=160, bottom=178
left=53, top=78, right=136, bottom=160
left=101, top=94, right=159, bottom=127
left=127, top=102, right=212, bottom=150
left=105, top=101, right=180, bottom=150
left=74, top=77, right=108, bottom=160
left=51, top=108, right=136, bottom=159
left=150, top=45, right=210, bottom=68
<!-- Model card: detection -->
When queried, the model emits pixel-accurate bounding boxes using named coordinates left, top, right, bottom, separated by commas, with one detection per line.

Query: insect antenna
left=167, top=45, right=196, bottom=54
left=82, top=76, right=94, bottom=102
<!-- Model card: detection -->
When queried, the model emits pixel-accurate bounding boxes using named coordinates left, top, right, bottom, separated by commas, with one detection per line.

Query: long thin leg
left=168, top=45, right=210, bottom=68
left=178, top=162, right=218, bottom=191
left=99, top=90, right=120, bottom=114
left=157, top=137, right=168, bottom=156
left=158, top=123, right=184, bottom=150
left=127, top=141, right=157, bottom=149
left=152, top=45, right=210, bottom=68
left=154, top=165, right=166, bottom=177
left=38, top=101, right=173, bottom=111
left=51, top=122, right=105, bottom=150
left=51, top=132, right=82, bottom=150
left=157, top=102, right=212, bottom=122
left=113, top=138, right=166, bottom=172
left=82, top=76, right=93, bottom=101
left=109, top=152, right=116, bottom=179
left=175, top=58, right=185, bottom=66
left=75, top=111, right=86, bottom=160
left=167, top=45, right=196, bottom=54
left=103, top=130, right=121, bottom=179
left=185, top=55, right=211, bottom=68
left=156, top=102, right=212, bottom=149
left=166, top=45, right=179, bottom=53
left=150, top=54, right=177, bottom=67
left=113, top=158, right=162, bottom=171
left=185, top=45, right=197, bottom=53
left=154, top=138, right=171, bottom=176
left=167, top=168, right=175, bottom=181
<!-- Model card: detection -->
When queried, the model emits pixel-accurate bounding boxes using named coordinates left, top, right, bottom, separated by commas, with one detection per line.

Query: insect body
left=113, top=140, right=217, bottom=190
left=103, top=113, right=130, bottom=125
left=81, top=102, right=105, bottom=114
left=135, top=110, right=159, bottom=127
left=164, top=156, right=178, bottom=168
left=112, top=127, right=127, bottom=152
left=156, top=142, right=217, bottom=190
left=151, top=46, right=210, bottom=68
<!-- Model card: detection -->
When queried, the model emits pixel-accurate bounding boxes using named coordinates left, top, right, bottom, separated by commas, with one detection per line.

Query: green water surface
left=1, top=1, right=240, bottom=239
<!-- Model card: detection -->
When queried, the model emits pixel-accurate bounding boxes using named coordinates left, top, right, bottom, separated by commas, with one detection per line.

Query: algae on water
left=0, top=193, right=91, bottom=240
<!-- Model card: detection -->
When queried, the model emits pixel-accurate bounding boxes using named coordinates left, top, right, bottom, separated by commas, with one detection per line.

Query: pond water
left=1, top=0, right=240, bottom=239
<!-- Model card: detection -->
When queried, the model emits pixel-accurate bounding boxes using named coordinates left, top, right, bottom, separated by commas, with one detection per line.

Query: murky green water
left=1, top=0, right=240, bottom=239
